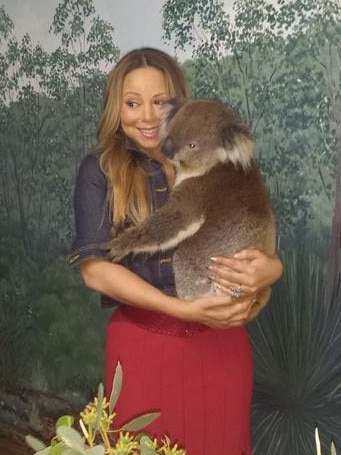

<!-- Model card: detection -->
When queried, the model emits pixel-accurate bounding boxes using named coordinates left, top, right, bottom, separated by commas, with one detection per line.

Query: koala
left=103, top=98, right=276, bottom=321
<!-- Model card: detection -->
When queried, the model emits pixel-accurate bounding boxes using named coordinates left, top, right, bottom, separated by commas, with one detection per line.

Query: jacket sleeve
left=67, top=153, right=112, bottom=269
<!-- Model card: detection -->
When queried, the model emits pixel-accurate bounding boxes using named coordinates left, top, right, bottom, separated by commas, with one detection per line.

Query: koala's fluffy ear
left=160, top=98, right=184, bottom=139
left=219, top=122, right=254, bottom=170
left=164, top=97, right=183, bottom=121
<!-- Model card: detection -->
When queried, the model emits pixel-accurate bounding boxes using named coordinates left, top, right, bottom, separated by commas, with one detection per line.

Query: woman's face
left=120, top=67, right=169, bottom=158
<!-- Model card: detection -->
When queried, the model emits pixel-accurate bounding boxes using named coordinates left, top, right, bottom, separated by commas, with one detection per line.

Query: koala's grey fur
left=103, top=98, right=276, bottom=321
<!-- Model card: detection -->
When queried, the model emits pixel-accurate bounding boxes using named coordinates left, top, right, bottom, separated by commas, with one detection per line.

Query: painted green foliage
left=163, top=0, right=341, bottom=246
left=0, top=1, right=341, bottom=454
left=0, top=0, right=119, bottom=396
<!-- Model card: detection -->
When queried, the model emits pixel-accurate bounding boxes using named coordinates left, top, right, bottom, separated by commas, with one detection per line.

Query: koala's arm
left=102, top=191, right=205, bottom=261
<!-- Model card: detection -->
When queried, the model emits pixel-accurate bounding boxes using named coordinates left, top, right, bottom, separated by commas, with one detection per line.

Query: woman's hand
left=179, top=294, right=255, bottom=329
left=207, top=248, right=283, bottom=298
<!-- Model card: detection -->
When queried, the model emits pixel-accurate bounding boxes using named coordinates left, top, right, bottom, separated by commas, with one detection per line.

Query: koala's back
left=172, top=161, right=275, bottom=299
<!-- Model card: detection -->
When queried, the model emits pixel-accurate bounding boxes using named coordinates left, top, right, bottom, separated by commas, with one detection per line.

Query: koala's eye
left=187, top=142, right=196, bottom=149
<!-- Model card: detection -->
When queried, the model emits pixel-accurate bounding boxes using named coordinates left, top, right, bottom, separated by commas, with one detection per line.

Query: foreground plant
left=26, top=362, right=185, bottom=455
left=250, top=250, right=341, bottom=453
left=315, top=428, right=337, bottom=455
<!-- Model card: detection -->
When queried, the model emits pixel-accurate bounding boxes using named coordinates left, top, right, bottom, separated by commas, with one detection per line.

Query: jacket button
left=160, top=257, right=171, bottom=264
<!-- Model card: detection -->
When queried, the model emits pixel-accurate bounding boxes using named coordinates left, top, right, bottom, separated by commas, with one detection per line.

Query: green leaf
left=84, top=446, right=105, bottom=455
left=56, top=426, right=86, bottom=454
left=51, top=436, right=61, bottom=447
left=49, top=442, right=64, bottom=455
left=35, top=448, right=52, bottom=455
left=139, top=436, right=159, bottom=455
left=56, top=415, right=74, bottom=429
left=120, top=412, right=161, bottom=432
left=25, top=435, right=47, bottom=452
left=140, top=445, right=159, bottom=455
left=109, top=361, right=122, bottom=414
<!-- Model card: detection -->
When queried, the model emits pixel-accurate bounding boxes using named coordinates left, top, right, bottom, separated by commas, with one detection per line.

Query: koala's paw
left=100, top=238, right=131, bottom=262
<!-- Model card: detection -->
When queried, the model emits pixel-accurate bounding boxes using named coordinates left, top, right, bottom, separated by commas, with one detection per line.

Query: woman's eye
left=126, top=100, right=138, bottom=108
left=154, top=98, right=168, bottom=106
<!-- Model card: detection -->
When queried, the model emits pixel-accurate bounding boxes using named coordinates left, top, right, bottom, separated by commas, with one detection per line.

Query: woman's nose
left=142, top=104, right=157, bottom=121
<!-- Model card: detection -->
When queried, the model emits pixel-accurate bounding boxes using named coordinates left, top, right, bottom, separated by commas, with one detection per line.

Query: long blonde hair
left=97, top=48, right=188, bottom=232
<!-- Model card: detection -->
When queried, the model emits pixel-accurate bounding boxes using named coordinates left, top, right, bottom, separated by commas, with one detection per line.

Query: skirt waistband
left=120, top=306, right=209, bottom=338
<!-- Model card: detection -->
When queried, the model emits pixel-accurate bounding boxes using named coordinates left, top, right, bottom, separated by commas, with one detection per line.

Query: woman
left=68, top=47, right=282, bottom=455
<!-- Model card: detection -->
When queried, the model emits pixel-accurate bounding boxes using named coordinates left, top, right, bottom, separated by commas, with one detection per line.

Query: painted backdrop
left=0, top=0, right=340, bottom=454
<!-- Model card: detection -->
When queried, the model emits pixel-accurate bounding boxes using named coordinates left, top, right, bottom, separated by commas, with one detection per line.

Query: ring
left=230, top=284, right=242, bottom=300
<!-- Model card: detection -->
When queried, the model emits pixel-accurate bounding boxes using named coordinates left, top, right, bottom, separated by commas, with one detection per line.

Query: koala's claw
left=100, top=240, right=126, bottom=262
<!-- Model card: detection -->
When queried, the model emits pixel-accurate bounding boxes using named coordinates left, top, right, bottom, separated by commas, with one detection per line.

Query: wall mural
left=0, top=0, right=340, bottom=454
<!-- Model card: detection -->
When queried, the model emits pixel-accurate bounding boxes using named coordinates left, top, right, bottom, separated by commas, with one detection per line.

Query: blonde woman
left=68, top=47, right=282, bottom=455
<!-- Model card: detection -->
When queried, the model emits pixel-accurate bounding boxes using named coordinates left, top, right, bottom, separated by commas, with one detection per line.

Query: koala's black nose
left=162, top=136, right=175, bottom=159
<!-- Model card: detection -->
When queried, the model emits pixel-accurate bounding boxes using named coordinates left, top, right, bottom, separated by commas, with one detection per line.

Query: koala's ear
left=219, top=121, right=254, bottom=169
left=164, top=97, right=184, bottom=122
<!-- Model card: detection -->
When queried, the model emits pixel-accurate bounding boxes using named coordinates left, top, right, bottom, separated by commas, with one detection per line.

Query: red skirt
left=106, top=306, right=253, bottom=455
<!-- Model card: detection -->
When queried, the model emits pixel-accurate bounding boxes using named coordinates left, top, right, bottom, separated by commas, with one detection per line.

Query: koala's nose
left=162, top=136, right=175, bottom=159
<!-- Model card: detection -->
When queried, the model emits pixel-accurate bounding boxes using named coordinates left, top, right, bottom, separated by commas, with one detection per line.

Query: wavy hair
left=97, top=47, right=188, bottom=231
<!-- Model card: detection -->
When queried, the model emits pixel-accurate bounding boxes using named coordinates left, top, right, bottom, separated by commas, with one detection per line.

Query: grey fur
left=103, top=99, right=276, bottom=321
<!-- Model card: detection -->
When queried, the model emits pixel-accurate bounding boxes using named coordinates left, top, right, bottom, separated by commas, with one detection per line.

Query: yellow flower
left=112, top=431, right=139, bottom=454
left=80, top=397, right=115, bottom=431
left=158, top=436, right=186, bottom=455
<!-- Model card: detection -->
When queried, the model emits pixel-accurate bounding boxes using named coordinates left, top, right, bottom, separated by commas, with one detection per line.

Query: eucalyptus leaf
left=109, top=361, right=123, bottom=414
left=25, top=434, right=46, bottom=452
left=140, top=444, right=159, bottom=455
left=56, top=415, right=74, bottom=429
left=51, top=436, right=61, bottom=447
left=139, top=435, right=159, bottom=455
left=84, top=445, right=105, bottom=455
left=57, top=425, right=86, bottom=454
left=49, top=442, right=64, bottom=455
left=120, top=412, right=161, bottom=432
left=61, top=449, right=85, bottom=455
left=35, top=448, right=52, bottom=455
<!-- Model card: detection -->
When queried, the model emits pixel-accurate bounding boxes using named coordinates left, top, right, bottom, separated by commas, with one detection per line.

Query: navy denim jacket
left=67, top=143, right=177, bottom=307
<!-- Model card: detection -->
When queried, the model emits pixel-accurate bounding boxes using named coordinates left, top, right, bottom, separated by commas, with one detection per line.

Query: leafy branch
left=25, top=362, right=186, bottom=455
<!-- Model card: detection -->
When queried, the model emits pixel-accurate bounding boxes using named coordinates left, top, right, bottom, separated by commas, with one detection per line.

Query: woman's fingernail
left=210, top=256, right=217, bottom=262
